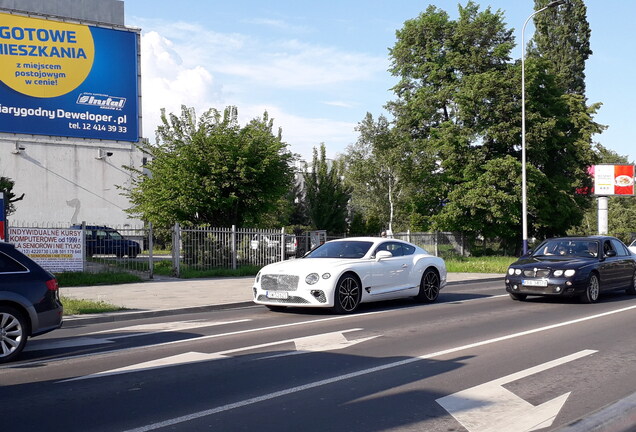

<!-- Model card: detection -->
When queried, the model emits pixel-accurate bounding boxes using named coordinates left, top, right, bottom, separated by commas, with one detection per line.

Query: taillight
left=45, top=278, right=59, bottom=291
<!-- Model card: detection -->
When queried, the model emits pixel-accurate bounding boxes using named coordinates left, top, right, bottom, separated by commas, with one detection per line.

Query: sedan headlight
left=305, top=273, right=320, bottom=285
left=322, top=273, right=331, bottom=279
left=564, top=269, right=576, bottom=277
left=508, top=268, right=514, bottom=275
left=514, top=268, right=522, bottom=276
left=553, top=270, right=564, bottom=277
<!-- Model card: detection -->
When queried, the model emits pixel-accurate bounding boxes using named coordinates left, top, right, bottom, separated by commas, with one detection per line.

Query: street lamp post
left=521, top=0, right=566, bottom=254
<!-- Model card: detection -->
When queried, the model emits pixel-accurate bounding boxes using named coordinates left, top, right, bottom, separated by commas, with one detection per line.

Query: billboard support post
left=597, top=196, right=609, bottom=235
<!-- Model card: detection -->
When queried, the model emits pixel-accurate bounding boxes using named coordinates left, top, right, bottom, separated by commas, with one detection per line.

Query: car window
left=0, top=251, right=28, bottom=273
left=610, top=239, right=629, bottom=256
left=306, top=241, right=372, bottom=259
left=402, top=244, right=416, bottom=255
left=96, top=230, right=107, bottom=240
left=603, top=240, right=615, bottom=257
left=109, top=231, right=123, bottom=240
left=374, top=242, right=404, bottom=257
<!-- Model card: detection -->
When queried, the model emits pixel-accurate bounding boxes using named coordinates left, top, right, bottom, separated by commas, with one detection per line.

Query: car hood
left=512, top=256, right=595, bottom=269
left=259, top=258, right=362, bottom=275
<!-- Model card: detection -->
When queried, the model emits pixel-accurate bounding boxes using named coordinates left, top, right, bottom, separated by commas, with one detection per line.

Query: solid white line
left=121, top=303, right=636, bottom=432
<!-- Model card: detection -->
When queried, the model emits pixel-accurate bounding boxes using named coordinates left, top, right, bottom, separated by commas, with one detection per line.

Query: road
left=3, top=280, right=636, bottom=431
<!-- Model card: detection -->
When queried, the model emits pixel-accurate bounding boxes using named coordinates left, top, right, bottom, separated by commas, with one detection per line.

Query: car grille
left=257, top=295, right=309, bottom=304
left=523, top=269, right=551, bottom=278
left=261, top=274, right=299, bottom=291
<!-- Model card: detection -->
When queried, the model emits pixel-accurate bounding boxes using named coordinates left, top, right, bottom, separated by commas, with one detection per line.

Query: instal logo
left=77, top=93, right=126, bottom=110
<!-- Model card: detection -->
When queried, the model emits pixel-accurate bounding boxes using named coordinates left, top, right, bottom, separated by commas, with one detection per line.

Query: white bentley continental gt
left=252, top=237, right=447, bottom=313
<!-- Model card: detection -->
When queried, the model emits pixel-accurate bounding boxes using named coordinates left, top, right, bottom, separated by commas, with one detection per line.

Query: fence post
left=231, top=225, right=237, bottom=270
left=173, top=222, right=181, bottom=278
left=148, top=221, right=154, bottom=279
left=434, top=231, right=439, bottom=257
left=407, top=229, right=411, bottom=244
left=81, top=220, right=87, bottom=272
left=281, top=227, right=285, bottom=262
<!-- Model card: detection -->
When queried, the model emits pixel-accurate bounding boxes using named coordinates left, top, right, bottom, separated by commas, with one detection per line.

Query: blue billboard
left=0, top=13, right=139, bottom=142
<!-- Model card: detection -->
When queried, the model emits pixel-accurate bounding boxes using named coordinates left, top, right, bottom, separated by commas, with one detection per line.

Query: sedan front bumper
left=505, top=276, right=586, bottom=297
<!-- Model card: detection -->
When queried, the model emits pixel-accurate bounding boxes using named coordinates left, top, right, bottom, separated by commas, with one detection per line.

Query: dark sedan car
left=505, top=236, right=636, bottom=303
left=0, top=242, right=63, bottom=363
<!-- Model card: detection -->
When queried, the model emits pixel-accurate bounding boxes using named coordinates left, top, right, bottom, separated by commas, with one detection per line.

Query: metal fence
left=6, top=221, right=468, bottom=277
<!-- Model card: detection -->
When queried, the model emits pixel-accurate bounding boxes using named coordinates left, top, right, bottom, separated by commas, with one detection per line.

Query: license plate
left=522, top=279, right=548, bottom=287
left=266, top=291, right=288, bottom=299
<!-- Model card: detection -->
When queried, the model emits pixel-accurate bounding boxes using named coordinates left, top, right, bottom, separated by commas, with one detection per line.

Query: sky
left=124, top=0, right=636, bottom=164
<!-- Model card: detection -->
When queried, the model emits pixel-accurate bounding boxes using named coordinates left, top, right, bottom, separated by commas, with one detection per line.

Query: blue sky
left=125, top=0, right=635, bottom=164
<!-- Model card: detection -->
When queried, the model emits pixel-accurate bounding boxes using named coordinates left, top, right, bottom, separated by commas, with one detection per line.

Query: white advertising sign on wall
left=8, top=227, right=84, bottom=272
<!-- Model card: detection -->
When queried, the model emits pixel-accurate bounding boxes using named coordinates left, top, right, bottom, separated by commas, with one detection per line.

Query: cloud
left=134, top=19, right=377, bottom=156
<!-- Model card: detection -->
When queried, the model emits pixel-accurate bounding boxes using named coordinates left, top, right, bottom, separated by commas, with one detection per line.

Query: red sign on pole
left=593, top=165, right=635, bottom=196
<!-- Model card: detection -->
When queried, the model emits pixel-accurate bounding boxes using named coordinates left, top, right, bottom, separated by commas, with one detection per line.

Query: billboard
left=0, top=12, right=138, bottom=141
left=593, top=164, right=635, bottom=196
left=9, top=227, right=84, bottom=272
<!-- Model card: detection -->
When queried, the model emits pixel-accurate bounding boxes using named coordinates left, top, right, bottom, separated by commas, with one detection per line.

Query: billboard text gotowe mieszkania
left=0, top=12, right=139, bottom=142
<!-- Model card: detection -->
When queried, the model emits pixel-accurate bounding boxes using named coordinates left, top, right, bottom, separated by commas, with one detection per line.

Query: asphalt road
left=3, top=280, right=636, bottom=432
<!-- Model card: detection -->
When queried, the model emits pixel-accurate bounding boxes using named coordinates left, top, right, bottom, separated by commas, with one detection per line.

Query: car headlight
left=322, top=273, right=331, bottom=279
left=553, top=270, right=564, bottom=277
left=514, top=268, right=522, bottom=276
left=564, top=269, right=576, bottom=277
left=508, top=268, right=514, bottom=275
left=305, top=273, right=320, bottom=285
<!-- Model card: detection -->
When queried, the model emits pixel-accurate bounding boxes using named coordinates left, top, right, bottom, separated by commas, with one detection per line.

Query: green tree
left=531, top=0, right=591, bottom=95
left=0, top=176, right=24, bottom=215
left=124, top=105, right=294, bottom=227
left=303, top=144, right=351, bottom=234
left=382, top=1, right=602, bottom=252
left=569, top=146, right=636, bottom=242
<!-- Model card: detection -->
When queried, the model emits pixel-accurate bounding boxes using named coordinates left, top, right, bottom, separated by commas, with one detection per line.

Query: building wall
left=0, top=0, right=124, bottom=25
left=0, top=0, right=143, bottom=228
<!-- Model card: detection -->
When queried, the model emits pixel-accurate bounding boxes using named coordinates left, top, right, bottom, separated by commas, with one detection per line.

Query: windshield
left=306, top=241, right=373, bottom=259
left=533, top=239, right=598, bottom=258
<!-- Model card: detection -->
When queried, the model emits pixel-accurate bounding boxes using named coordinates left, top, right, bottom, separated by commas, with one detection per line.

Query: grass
left=445, top=256, right=516, bottom=274
left=61, top=296, right=126, bottom=315
left=55, top=271, right=144, bottom=287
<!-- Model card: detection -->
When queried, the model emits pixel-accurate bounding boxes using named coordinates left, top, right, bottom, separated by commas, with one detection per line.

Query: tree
left=569, top=145, right=636, bottom=242
left=303, top=144, right=351, bottom=234
left=531, top=0, right=591, bottom=95
left=345, top=113, right=408, bottom=234
left=124, top=105, right=294, bottom=227
left=382, top=1, right=603, bottom=251
left=0, top=176, right=24, bottom=215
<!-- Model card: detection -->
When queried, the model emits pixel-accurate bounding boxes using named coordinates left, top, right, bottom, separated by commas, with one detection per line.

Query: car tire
left=509, top=292, right=527, bottom=301
left=128, top=249, right=138, bottom=259
left=415, top=269, right=440, bottom=303
left=627, top=271, right=636, bottom=295
left=0, top=306, right=28, bottom=364
left=580, top=273, right=600, bottom=303
left=266, top=305, right=287, bottom=312
left=332, top=273, right=361, bottom=314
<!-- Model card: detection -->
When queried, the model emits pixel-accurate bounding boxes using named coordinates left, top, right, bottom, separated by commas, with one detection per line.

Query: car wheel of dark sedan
left=509, top=293, right=527, bottom=301
left=415, top=269, right=440, bottom=303
left=0, top=306, right=28, bottom=364
left=332, top=273, right=361, bottom=314
left=627, top=271, right=636, bottom=295
left=580, top=274, right=600, bottom=304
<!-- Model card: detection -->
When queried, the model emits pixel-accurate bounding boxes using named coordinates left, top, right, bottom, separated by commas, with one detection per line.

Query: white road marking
left=61, top=329, right=377, bottom=381
left=121, top=304, right=636, bottom=432
left=24, top=319, right=251, bottom=352
left=436, top=350, right=597, bottom=432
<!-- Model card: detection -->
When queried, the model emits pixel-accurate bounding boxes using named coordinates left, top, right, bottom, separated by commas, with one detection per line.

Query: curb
left=63, top=276, right=504, bottom=325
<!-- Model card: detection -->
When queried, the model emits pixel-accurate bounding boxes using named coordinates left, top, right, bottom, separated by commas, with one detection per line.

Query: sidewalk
left=61, top=273, right=503, bottom=324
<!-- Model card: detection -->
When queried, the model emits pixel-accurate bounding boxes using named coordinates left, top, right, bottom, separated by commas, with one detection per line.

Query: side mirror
left=605, top=250, right=617, bottom=258
left=375, top=250, right=393, bottom=261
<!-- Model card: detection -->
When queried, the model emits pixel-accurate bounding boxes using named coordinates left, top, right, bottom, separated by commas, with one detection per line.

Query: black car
left=71, top=225, right=141, bottom=258
left=505, top=236, right=636, bottom=303
left=0, top=242, right=63, bottom=363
